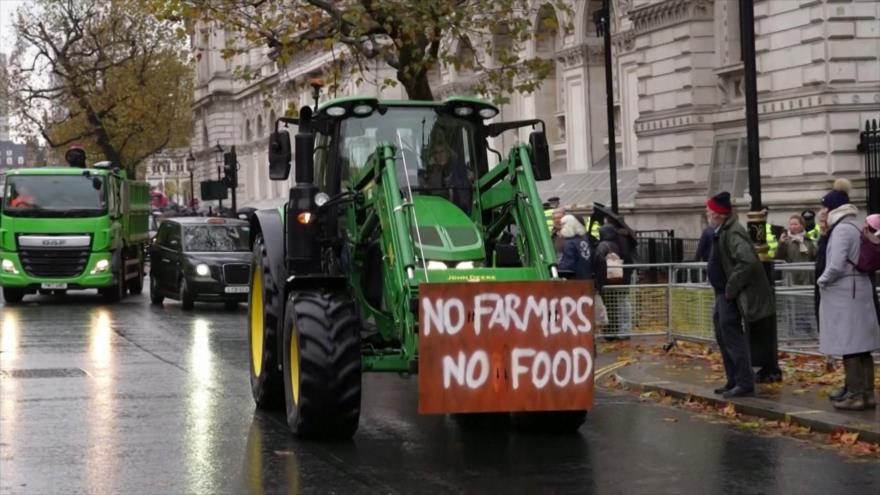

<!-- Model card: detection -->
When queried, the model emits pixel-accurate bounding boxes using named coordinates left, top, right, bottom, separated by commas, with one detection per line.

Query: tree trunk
left=399, top=69, right=434, bottom=100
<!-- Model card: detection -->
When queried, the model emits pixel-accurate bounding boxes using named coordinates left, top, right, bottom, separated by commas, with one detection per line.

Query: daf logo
left=41, top=239, right=67, bottom=247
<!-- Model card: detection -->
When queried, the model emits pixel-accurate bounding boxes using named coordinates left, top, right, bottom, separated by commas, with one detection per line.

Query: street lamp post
left=740, top=0, right=780, bottom=379
left=595, top=0, right=619, bottom=214
left=214, top=142, right=224, bottom=212
left=186, top=151, right=196, bottom=210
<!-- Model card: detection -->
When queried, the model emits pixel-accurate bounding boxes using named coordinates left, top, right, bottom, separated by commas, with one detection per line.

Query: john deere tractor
left=247, top=95, right=595, bottom=439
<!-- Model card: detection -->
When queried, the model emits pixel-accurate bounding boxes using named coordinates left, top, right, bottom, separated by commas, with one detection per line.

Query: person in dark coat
left=814, top=208, right=829, bottom=330
left=706, top=192, right=776, bottom=398
left=557, top=214, right=594, bottom=281
left=696, top=226, right=715, bottom=262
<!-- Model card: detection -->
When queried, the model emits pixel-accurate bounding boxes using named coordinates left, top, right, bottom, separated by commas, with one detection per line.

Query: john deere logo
left=41, top=239, right=66, bottom=246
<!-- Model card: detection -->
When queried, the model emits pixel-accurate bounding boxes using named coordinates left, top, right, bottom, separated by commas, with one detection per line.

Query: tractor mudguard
left=250, top=209, right=287, bottom=301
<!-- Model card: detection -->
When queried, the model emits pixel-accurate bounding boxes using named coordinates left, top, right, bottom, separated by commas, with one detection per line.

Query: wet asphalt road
left=1, top=279, right=879, bottom=495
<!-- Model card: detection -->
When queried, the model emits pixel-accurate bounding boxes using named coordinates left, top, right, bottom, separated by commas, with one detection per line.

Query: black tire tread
left=286, top=291, right=361, bottom=439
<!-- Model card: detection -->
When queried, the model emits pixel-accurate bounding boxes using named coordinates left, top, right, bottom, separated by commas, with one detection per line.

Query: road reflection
left=87, top=309, right=116, bottom=494
left=244, top=414, right=301, bottom=495
left=186, top=318, right=218, bottom=493
left=1, top=310, right=20, bottom=363
left=1, top=309, right=20, bottom=465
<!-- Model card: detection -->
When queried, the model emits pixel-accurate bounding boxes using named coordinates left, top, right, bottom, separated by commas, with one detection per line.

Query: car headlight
left=426, top=261, right=448, bottom=270
left=195, top=263, right=211, bottom=277
left=90, top=259, right=110, bottom=274
left=1, top=259, right=19, bottom=274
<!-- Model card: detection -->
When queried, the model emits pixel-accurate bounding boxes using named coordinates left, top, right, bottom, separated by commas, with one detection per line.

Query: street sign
left=418, top=281, right=595, bottom=414
left=200, top=180, right=228, bottom=201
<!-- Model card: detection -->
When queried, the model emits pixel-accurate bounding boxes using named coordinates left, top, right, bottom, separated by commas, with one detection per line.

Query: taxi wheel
left=179, top=278, right=195, bottom=310
left=2, top=288, right=24, bottom=304
left=282, top=291, right=362, bottom=439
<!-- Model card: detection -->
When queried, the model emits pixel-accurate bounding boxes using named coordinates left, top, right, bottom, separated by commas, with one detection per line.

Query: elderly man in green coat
left=706, top=192, right=776, bottom=398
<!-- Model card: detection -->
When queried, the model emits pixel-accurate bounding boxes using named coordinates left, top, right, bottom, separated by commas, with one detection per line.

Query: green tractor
left=247, top=95, right=595, bottom=439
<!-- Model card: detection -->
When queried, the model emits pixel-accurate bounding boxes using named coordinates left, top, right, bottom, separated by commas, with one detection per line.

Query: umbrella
left=592, top=202, right=638, bottom=253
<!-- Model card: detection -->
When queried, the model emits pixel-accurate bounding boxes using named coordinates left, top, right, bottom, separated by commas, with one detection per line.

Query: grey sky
left=1, top=0, right=29, bottom=56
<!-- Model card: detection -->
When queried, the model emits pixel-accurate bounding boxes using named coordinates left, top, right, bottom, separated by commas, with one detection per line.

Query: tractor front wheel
left=511, top=411, right=588, bottom=433
left=247, top=234, right=284, bottom=409
left=282, top=291, right=362, bottom=439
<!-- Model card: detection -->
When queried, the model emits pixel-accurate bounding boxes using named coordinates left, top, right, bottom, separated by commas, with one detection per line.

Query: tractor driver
left=421, top=134, right=473, bottom=213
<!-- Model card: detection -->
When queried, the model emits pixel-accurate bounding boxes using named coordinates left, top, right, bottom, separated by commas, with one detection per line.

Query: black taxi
left=149, top=217, right=251, bottom=310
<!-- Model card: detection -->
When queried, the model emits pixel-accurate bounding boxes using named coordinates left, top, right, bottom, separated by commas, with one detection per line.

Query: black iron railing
left=859, top=119, right=880, bottom=214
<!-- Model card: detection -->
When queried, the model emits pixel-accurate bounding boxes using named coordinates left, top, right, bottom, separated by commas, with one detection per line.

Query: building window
left=709, top=136, right=748, bottom=198
left=5, top=150, right=11, bottom=156
left=5, top=157, right=11, bottom=165
left=17, top=156, right=24, bottom=165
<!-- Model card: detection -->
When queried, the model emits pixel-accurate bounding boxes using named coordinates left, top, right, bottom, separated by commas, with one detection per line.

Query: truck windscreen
left=3, top=175, right=106, bottom=217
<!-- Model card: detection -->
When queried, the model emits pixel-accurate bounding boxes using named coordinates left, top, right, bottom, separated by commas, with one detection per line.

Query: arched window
left=245, top=119, right=253, bottom=142
left=256, top=114, right=264, bottom=139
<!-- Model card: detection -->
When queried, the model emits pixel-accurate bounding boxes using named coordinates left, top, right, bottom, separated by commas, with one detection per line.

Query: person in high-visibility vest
left=583, top=216, right=601, bottom=240
left=543, top=196, right=561, bottom=234
left=762, top=206, right=778, bottom=258
left=802, top=209, right=820, bottom=241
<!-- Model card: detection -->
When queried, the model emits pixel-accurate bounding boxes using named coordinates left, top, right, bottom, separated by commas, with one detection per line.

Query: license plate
left=41, top=283, right=68, bottom=290
left=225, top=286, right=249, bottom=294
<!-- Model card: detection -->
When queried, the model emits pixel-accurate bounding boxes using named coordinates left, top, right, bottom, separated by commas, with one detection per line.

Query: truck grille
left=223, top=264, right=250, bottom=285
left=19, top=248, right=90, bottom=278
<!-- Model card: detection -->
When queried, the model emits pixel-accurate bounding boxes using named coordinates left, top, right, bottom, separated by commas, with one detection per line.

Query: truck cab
left=0, top=165, right=150, bottom=303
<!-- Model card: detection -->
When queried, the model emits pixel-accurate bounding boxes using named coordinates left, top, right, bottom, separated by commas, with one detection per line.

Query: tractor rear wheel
left=282, top=291, right=362, bottom=439
left=247, top=234, right=284, bottom=410
left=511, top=411, right=587, bottom=433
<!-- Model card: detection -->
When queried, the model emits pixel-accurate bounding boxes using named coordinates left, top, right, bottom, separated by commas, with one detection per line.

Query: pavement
left=601, top=338, right=880, bottom=444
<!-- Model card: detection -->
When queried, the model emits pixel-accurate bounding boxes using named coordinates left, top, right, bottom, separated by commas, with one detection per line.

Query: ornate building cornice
left=629, top=0, right=712, bottom=35
left=556, top=43, right=604, bottom=69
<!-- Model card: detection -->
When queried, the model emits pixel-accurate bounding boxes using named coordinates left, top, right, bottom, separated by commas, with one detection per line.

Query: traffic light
left=223, top=146, right=238, bottom=188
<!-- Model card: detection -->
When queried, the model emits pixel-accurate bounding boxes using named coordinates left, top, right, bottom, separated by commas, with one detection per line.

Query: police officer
left=544, top=196, right=560, bottom=234
left=802, top=209, right=820, bottom=241
left=761, top=205, right=779, bottom=258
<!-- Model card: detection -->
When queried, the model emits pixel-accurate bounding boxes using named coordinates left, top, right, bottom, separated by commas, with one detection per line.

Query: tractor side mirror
left=268, top=130, right=292, bottom=180
left=529, top=130, right=551, bottom=181
left=294, top=131, right=315, bottom=184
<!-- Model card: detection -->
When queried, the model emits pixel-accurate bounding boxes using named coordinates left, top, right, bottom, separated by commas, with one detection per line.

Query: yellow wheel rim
left=250, top=269, right=264, bottom=376
left=289, top=324, right=300, bottom=405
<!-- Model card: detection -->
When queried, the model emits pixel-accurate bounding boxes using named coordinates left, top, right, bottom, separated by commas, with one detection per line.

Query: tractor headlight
left=326, top=106, right=347, bottom=117
left=195, top=263, right=211, bottom=277
left=454, top=106, right=474, bottom=117
left=426, top=261, right=448, bottom=270
left=455, top=261, right=475, bottom=269
left=90, top=259, right=110, bottom=274
left=1, top=259, right=19, bottom=274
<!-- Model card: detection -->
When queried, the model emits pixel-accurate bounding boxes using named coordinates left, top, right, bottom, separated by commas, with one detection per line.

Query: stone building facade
left=189, top=0, right=880, bottom=236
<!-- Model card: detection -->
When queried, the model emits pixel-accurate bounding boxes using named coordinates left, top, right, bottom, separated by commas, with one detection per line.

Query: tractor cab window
left=338, top=108, right=477, bottom=213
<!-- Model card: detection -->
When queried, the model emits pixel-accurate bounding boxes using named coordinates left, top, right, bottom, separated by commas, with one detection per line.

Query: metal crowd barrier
left=594, top=262, right=825, bottom=356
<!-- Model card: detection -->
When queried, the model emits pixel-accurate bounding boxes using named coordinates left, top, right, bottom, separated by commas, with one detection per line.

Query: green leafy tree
left=151, top=0, right=570, bottom=103
left=7, top=0, right=194, bottom=175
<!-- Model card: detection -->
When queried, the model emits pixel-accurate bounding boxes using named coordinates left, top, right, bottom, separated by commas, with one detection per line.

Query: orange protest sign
left=418, top=281, right=595, bottom=414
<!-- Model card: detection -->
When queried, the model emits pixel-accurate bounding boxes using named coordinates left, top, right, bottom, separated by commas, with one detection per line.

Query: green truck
left=0, top=162, right=151, bottom=303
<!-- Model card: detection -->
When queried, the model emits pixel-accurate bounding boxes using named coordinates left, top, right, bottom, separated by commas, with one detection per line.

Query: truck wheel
left=149, top=274, right=163, bottom=305
left=511, top=411, right=587, bottom=433
left=179, top=278, right=195, bottom=310
left=282, top=291, right=362, bottom=439
left=2, top=288, right=25, bottom=304
left=102, top=258, right=126, bottom=303
left=248, top=234, right=284, bottom=410
left=128, top=262, right=144, bottom=295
